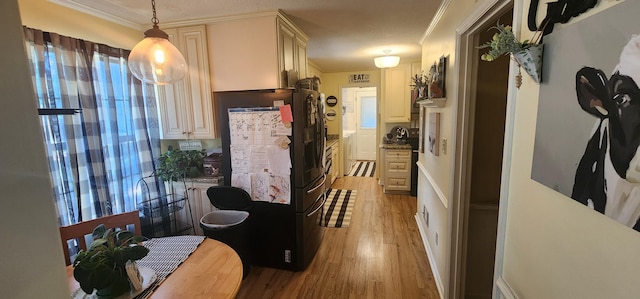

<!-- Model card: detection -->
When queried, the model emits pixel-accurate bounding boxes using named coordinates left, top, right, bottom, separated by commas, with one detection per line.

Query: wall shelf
left=417, top=98, right=447, bottom=108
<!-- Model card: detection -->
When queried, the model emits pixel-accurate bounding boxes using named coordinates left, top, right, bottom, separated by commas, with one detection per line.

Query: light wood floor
left=236, top=175, right=440, bottom=299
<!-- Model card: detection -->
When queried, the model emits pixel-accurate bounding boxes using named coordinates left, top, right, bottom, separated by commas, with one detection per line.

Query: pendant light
left=374, top=49, right=400, bottom=68
left=128, top=0, right=186, bottom=85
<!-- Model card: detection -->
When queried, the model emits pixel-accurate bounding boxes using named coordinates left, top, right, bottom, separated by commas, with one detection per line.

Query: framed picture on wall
left=419, top=106, right=426, bottom=153
left=428, top=112, right=440, bottom=156
left=428, top=56, right=447, bottom=99
left=530, top=1, right=640, bottom=233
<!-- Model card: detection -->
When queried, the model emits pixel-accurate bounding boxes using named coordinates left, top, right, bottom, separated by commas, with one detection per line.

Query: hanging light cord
left=151, top=0, right=159, bottom=27
left=143, top=0, right=168, bottom=39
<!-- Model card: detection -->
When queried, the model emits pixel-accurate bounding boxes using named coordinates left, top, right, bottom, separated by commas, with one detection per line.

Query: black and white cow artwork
left=572, top=35, right=640, bottom=231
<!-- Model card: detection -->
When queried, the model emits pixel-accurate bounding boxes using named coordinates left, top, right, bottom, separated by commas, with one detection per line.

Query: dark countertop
left=380, top=143, right=412, bottom=150
left=186, top=176, right=223, bottom=184
left=326, top=138, right=339, bottom=149
left=327, top=134, right=339, bottom=140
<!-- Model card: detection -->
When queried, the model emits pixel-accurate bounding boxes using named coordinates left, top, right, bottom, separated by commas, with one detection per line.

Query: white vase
left=513, top=44, right=543, bottom=83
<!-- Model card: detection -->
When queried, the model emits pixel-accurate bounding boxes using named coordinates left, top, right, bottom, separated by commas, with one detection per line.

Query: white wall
left=18, top=0, right=140, bottom=50
left=498, top=1, right=640, bottom=298
left=3, top=2, right=144, bottom=298
left=420, top=1, right=640, bottom=298
left=417, top=0, right=478, bottom=296
left=0, top=1, right=69, bottom=298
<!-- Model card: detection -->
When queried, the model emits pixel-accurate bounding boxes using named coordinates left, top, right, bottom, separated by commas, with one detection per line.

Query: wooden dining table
left=67, top=237, right=243, bottom=298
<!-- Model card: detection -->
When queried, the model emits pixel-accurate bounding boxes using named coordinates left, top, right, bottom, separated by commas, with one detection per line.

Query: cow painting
left=573, top=35, right=640, bottom=231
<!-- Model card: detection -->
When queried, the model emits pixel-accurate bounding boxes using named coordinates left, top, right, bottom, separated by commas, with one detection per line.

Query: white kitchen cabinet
left=296, top=36, right=308, bottom=79
left=158, top=25, right=216, bottom=140
left=383, top=148, right=411, bottom=193
left=331, top=141, right=340, bottom=183
left=206, top=11, right=309, bottom=91
left=382, top=64, right=412, bottom=123
left=173, top=179, right=220, bottom=236
left=343, top=134, right=354, bottom=174
left=187, top=181, right=219, bottom=236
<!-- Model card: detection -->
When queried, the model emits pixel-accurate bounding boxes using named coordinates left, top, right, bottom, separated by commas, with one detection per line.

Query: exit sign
left=349, top=73, right=370, bottom=83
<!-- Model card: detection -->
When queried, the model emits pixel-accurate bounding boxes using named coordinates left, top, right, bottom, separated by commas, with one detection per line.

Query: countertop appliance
left=215, top=88, right=326, bottom=271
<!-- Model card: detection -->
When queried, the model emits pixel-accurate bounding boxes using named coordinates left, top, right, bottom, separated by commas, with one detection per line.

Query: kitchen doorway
left=355, top=88, right=376, bottom=160
left=448, top=1, right=516, bottom=298
left=341, top=86, right=377, bottom=161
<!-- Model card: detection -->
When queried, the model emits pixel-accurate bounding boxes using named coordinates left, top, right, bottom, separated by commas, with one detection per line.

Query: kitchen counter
left=326, top=138, right=339, bottom=149
left=186, top=176, right=223, bottom=184
left=380, top=143, right=413, bottom=150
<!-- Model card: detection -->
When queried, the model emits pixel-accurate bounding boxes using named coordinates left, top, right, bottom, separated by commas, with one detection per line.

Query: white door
left=355, top=88, right=377, bottom=160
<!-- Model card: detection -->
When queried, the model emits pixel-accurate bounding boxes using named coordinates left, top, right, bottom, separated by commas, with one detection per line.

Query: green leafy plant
left=479, top=23, right=538, bottom=62
left=156, top=146, right=206, bottom=181
left=72, top=224, right=149, bottom=297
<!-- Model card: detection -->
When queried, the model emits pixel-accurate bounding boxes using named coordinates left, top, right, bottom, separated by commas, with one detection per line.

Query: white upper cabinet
left=296, top=36, right=308, bottom=79
left=383, top=64, right=412, bottom=123
left=158, top=25, right=216, bottom=139
left=206, top=11, right=309, bottom=91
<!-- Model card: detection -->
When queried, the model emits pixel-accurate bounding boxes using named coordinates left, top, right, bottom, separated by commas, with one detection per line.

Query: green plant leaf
left=125, top=245, right=151, bottom=261
left=91, top=224, right=107, bottom=239
left=72, top=224, right=149, bottom=295
left=115, top=230, right=134, bottom=245
left=87, top=238, right=108, bottom=251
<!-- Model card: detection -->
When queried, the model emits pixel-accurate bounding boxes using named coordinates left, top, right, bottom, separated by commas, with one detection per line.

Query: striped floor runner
left=322, top=189, right=357, bottom=228
left=348, top=160, right=376, bottom=177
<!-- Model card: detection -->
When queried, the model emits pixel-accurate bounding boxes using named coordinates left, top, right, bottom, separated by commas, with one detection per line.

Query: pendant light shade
left=128, top=0, right=186, bottom=85
left=374, top=49, right=400, bottom=68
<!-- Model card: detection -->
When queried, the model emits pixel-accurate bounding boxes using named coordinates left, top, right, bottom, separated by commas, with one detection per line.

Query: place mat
left=134, top=235, right=205, bottom=299
left=348, top=161, right=376, bottom=177
left=322, top=189, right=357, bottom=228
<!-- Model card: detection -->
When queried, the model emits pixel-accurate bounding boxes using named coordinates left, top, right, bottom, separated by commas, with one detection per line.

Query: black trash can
left=200, top=186, right=253, bottom=278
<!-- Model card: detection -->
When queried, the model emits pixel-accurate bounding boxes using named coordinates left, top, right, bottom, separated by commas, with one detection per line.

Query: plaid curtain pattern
left=23, top=27, right=162, bottom=226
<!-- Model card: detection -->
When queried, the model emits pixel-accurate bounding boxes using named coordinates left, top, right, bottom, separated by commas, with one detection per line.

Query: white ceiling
left=51, top=0, right=444, bottom=72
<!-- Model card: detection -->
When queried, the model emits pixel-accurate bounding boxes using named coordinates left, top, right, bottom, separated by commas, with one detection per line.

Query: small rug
left=348, top=160, right=376, bottom=177
left=322, top=189, right=357, bottom=228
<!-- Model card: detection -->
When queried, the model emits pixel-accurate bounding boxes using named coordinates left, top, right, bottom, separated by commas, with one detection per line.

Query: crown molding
left=419, top=0, right=453, bottom=44
left=49, top=0, right=144, bottom=30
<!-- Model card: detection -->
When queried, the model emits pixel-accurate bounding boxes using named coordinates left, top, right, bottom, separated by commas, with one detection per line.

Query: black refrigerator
left=215, top=88, right=326, bottom=271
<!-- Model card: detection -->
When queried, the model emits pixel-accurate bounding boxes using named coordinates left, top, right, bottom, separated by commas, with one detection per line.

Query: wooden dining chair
left=59, top=210, right=142, bottom=265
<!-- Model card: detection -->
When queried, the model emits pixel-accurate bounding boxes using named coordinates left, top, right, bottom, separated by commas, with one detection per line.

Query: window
left=25, top=27, right=161, bottom=225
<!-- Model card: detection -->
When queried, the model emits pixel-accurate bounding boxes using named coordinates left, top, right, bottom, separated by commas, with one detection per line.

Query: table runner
left=135, top=235, right=206, bottom=299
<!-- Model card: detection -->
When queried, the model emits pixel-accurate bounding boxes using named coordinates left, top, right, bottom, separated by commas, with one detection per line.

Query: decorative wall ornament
left=428, top=56, right=447, bottom=99
left=531, top=1, right=640, bottom=233
left=528, top=0, right=598, bottom=38
left=428, top=112, right=441, bottom=156
left=479, top=23, right=545, bottom=87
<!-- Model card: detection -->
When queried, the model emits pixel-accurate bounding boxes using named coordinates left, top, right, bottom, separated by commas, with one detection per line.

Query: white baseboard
left=415, top=214, right=445, bottom=298
left=495, top=276, right=518, bottom=299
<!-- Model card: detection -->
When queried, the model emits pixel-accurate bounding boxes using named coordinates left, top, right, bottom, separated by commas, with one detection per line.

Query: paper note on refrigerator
left=267, top=145, right=291, bottom=175
left=279, top=104, right=293, bottom=123
left=228, top=107, right=292, bottom=205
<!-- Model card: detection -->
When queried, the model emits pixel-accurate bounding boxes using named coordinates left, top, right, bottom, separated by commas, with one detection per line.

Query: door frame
left=447, top=0, right=521, bottom=298
left=339, top=85, right=380, bottom=175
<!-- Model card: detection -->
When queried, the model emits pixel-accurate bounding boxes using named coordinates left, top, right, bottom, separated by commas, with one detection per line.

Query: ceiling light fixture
left=128, top=0, right=186, bottom=85
left=374, top=49, right=400, bottom=68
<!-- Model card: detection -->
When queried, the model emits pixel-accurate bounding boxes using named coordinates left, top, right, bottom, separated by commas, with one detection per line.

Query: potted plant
left=479, top=22, right=544, bottom=86
left=156, top=146, right=206, bottom=181
left=72, top=224, right=149, bottom=298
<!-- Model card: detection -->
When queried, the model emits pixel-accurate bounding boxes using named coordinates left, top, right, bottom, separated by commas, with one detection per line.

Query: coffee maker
left=396, top=127, right=408, bottom=144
